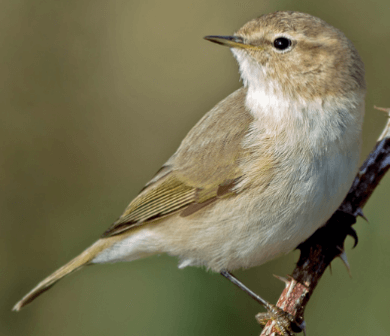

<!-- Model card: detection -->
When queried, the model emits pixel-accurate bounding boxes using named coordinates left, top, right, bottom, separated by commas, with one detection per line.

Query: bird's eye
left=273, top=37, right=292, bottom=51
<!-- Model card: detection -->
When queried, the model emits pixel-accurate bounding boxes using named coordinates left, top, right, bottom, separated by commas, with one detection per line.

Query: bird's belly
left=92, top=149, right=358, bottom=272
left=159, top=150, right=358, bottom=271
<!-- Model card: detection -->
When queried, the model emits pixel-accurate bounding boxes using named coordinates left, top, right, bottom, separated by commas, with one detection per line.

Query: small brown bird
left=13, top=11, right=365, bottom=315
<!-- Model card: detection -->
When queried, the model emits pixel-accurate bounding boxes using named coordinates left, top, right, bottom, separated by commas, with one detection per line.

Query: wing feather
left=102, top=88, right=253, bottom=237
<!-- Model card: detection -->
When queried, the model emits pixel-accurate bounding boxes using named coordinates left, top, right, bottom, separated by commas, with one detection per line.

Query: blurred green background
left=2, top=0, right=390, bottom=335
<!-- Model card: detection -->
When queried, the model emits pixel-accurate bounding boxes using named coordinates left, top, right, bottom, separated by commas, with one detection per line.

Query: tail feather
left=13, top=238, right=114, bottom=311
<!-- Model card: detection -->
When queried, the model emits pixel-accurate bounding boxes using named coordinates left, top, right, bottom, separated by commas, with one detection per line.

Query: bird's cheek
left=251, top=51, right=270, bottom=67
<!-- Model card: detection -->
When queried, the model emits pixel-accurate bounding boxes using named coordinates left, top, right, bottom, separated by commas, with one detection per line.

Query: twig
left=259, top=107, right=390, bottom=335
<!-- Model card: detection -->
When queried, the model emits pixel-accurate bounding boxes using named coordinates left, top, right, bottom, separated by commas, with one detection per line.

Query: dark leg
left=220, top=270, right=271, bottom=309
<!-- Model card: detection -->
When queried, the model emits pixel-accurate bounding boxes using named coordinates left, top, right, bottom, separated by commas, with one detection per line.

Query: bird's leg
left=220, top=270, right=270, bottom=307
left=220, top=271, right=305, bottom=335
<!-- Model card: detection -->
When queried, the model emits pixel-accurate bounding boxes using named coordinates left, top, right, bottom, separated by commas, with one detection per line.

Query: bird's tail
left=13, top=237, right=116, bottom=311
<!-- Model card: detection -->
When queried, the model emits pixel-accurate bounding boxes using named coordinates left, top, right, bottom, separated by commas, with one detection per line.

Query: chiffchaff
left=13, top=11, right=365, bottom=315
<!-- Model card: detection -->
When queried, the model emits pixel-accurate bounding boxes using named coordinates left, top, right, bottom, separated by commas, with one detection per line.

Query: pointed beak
left=204, top=35, right=256, bottom=50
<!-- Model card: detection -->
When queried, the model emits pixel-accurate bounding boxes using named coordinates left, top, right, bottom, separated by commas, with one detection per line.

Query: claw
left=256, top=312, right=271, bottom=326
left=260, top=304, right=306, bottom=336
left=347, top=226, right=359, bottom=248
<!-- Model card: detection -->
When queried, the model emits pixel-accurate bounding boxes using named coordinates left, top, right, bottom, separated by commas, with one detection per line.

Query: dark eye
left=273, top=37, right=292, bottom=51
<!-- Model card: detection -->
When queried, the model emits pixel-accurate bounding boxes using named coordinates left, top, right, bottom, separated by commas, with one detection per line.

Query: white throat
left=231, top=48, right=363, bottom=155
left=231, top=48, right=299, bottom=122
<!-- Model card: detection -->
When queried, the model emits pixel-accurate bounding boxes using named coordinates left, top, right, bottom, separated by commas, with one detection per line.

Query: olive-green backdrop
left=2, top=1, right=389, bottom=335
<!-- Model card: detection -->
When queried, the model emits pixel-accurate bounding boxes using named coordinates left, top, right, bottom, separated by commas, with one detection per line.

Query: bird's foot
left=256, top=303, right=305, bottom=336
left=220, top=271, right=305, bottom=335
left=256, top=312, right=271, bottom=327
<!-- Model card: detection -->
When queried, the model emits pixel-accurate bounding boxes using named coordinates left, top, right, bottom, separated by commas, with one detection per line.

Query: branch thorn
left=374, top=105, right=390, bottom=115
left=337, top=247, right=352, bottom=277
left=273, top=274, right=289, bottom=286
left=347, top=227, right=359, bottom=248
left=356, top=208, right=368, bottom=222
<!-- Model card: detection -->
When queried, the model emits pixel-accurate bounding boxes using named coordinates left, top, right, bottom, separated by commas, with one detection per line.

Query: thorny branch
left=259, top=107, right=390, bottom=336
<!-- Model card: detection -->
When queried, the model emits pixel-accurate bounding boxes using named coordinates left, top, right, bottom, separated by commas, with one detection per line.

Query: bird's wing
left=102, top=88, right=254, bottom=237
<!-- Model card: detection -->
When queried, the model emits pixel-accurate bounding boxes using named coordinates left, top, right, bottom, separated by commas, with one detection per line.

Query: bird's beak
left=204, top=35, right=256, bottom=50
